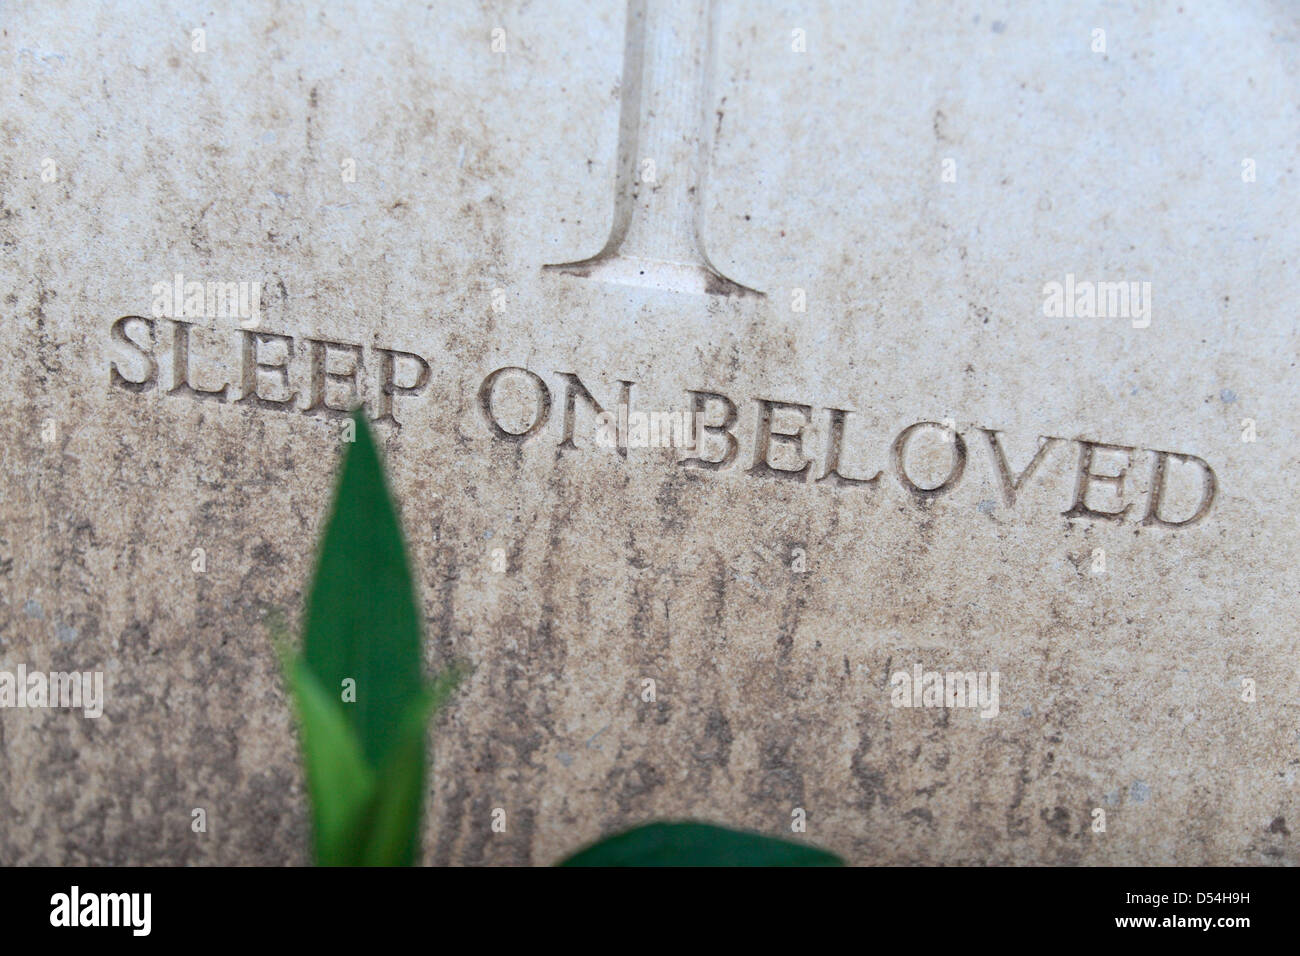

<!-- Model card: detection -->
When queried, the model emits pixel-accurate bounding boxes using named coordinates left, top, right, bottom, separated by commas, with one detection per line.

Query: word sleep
left=109, top=315, right=429, bottom=424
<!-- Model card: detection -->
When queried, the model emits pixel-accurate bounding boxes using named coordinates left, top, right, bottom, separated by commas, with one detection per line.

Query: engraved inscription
left=107, top=320, right=1219, bottom=527
left=471, top=366, right=1219, bottom=526
left=109, top=316, right=430, bottom=426
left=545, top=0, right=760, bottom=297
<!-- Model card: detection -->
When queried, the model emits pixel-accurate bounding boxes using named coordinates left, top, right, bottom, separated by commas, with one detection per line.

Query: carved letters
left=108, top=321, right=1218, bottom=527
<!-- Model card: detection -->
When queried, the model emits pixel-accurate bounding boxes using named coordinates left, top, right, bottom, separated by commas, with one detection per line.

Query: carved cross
left=546, top=0, right=760, bottom=297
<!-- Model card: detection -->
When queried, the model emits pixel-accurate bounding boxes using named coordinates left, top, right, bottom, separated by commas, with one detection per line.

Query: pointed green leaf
left=286, top=657, right=377, bottom=866
left=303, top=411, right=422, bottom=769
left=557, top=822, right=844, bottom=867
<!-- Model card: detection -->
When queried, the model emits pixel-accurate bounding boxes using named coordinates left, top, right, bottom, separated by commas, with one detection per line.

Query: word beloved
left=890, top=663, right=1000, bottom=719
left=478, top=367, right=1217, bottom=526
left=50, top=886, right=150, bottom=936
left=0, top=666, right=103, bottom=718
left=109, top=316, right=429, bottom=424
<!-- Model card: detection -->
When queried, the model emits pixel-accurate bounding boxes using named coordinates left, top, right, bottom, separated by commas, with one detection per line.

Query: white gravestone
left=0, top=0, right=1295, bottom=865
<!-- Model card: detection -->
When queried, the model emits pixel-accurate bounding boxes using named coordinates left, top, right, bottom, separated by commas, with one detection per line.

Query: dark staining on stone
left=1041, top=806, right=1072, bottom=837
left=611, top=758, right=665, bottom=815
left=904, top=807, right=936, bottom=830
left=691, top=706, right=733, bottom=769
left=703, top=269, right=761, bottom=298
left=754, top=735, right=805, bottom=808
left=850, top=715, right=889, bottom=812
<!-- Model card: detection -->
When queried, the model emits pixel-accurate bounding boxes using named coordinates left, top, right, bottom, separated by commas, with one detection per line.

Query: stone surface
left=0, top=0, right=1297, bottom=865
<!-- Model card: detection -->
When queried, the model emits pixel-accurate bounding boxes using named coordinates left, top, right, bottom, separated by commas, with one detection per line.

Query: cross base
left=544, top=255, right=762, bottom=298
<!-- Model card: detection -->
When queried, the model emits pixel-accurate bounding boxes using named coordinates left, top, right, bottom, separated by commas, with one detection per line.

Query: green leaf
left=557, top=822, right=844, bottom=867
left=286, top=657, right=377, bottom=866
left=359, top=692, right=433, bottom=866
left=303, top=410, right=423, bottom=770
left=360, top=665, right=467, bottom=866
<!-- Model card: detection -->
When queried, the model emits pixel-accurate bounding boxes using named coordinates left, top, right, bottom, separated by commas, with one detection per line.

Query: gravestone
left=1, top=0, right=1296, bottom=865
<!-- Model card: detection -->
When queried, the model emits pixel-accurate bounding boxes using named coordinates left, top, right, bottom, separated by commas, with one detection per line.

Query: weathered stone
left=0, top=0, right=1296, bottom=865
